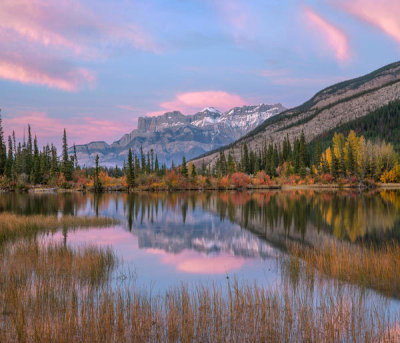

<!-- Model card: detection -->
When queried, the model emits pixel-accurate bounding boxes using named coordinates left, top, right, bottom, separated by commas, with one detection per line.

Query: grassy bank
left=290, top=241, right=400, bottom=298
left=0, top=213, right=117, bottom=245
left=1, top=212, right=400, bottom=341
left=0, top=241, right=397, bottom=342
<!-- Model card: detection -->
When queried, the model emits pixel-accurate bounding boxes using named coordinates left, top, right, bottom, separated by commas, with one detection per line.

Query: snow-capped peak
left=201, top=107, right=221, bottom=114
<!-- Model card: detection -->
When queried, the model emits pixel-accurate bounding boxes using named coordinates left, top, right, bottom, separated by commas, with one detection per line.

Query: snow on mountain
left=72, top=103, right=286, bottom=167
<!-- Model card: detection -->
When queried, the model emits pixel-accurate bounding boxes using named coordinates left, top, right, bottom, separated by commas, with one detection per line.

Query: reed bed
left=0, top=213, right=117, bottom=245
left=0, top=239, right=398, bottom=342
left=290, top=240, right=400, bottom=298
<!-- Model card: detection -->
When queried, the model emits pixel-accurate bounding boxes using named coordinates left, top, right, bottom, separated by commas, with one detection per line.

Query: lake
left=3, top=189, right=400, bottom=296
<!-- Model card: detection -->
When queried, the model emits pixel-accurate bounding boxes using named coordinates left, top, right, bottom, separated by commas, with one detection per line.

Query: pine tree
left=0, top=110, right=7, bottom=176
left=26, top=125, right=33, bottom=177
left=219, top=151, right=227, bottom=176
left=242, top=144, right=249, bottom=174
left=181, top=156, right=188, bottom=177
left=73, top=144, right=78, bottom=169
left=155, top=155, right=159, bottom=175
left=140, top=146, right=145, bottom=173
left=50, top=145, right=58, bottom=178
left=93, top=155, right=102, bottom=192
left=191, top=164, right=197, bottom=178
left=62, top=129, right=73, bottom=181
left=5, top=136, right=13, bottom=179
left=33, top=136, right=41, bottom=184
left=127, top=148, right=135, bottom=191
left=150, top=149, right=154, bottom=172
left=227, top=153, right=235, bottom=175
left=315, top=141, right=322, bottom=166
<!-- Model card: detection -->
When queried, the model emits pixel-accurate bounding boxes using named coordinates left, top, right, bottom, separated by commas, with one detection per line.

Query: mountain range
left=192, top=61, right=400, bottom=166
left=72, top=104, right=286, bottom=167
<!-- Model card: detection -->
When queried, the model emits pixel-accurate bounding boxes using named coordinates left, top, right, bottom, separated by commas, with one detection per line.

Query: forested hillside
left=310, top=100, right=400, bottom=153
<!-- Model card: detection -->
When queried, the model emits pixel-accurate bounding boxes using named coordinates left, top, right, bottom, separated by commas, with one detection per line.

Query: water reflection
left=2, top=190, right=400, bottom=248
left=3, top=190, right=400, bottom=291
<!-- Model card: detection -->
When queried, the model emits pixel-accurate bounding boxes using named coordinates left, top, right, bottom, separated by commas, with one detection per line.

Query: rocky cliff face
left=72, top=104, right=285, bottom=167
left=192, top=61, right=400, bottom=166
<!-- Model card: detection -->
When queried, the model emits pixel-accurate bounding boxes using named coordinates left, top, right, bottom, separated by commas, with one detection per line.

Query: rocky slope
left=72, top=104, right=285, bottom=167
left=192, top=61, right=400, bottom=166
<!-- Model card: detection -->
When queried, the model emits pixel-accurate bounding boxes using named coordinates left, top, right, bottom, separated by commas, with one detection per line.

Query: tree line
left=210, top=130, right=399, bottom=182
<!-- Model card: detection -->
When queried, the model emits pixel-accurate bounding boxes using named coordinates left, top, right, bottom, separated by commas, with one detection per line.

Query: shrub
left=231, top=172, right=251, bottom=188
left=320, top=173, right=334, bottom=184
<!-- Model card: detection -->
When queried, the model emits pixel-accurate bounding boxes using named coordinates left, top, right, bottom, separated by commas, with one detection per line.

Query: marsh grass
left=0, top=213, right=117, bottom=245
left=1, top=212, right=400, bottom=342
left=0, top=240, right=398, bottom=342
left=290, top=240, right=400, bottom=298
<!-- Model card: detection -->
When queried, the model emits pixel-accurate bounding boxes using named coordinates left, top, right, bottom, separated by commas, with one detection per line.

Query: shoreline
left=10, top=182, right=400, bottom=194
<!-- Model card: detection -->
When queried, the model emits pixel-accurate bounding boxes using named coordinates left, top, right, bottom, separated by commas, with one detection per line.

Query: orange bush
left=252, top=171, right=273, bottom=186
left=219, top=176, right=230, bottom=189
left=320, top=173, right=334, bottom=184
left=231, top=172, right=251, bottom=188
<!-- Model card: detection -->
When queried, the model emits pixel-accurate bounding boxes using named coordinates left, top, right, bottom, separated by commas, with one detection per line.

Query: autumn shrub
left=231, top=172, right=251, bottom=188
left=380, top=164, right=400, bottom=183
left=252, top=171, right=272, bottom=186
left=305, top=175, right=315, bottom=185
left=165, top=170, right=186, bottom=189
left=320, top=173, right=334, bottom=184
left=218, top=176, right=230, bottom=189
left=196, top=175, right=207, bottom=188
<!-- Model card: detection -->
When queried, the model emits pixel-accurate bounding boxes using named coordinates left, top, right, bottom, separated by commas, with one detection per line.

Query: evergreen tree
left=26, top=125, right=33, bottom=177
left=227, top=153, right=235, bottom=175
left=315, top=141, right=322, bottom=166
left=62, top=129, right=73, bottom=181
left=150, top=149, right=154, bottom=172
left=299, top=131, right=307, bottom=177
left=146, top=152, right=151, bottom=174
left=127, top=148, right=135, bottom=191
left=219, top=151, right=227, bottom=176
left=33, top=136, right=41, bottom=184
left=201, top=160, right=207, bottom=175
left=93, top=155, right=102, bottom=192
left=154, top=155, right=159, bottom=175
left=181, top=156, right=188, bottom=177
left=140, top=146, right=145, bottom=173
left=191, top=164, right=197, bottom=178
left=5, top=136, right=13, bottom=179
left=242, top=144, right=250, bottom=174
left=73, top=144, right=78, bottom=169
left=0, top=111, right=7, bottom=176
left=50, top=145, right=58, bottom=178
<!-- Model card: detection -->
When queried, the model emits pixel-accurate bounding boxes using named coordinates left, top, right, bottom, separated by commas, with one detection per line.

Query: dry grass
left=290, top=240, right=400, bottom=298
left=0, top=239, right=398, bottom=342
left=0, top=213, right=117, bottom=245
left=1, top=212, right=400, bottom=342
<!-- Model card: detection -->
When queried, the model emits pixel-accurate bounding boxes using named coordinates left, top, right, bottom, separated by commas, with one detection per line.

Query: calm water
left=3, top=190, right=400, bottom=294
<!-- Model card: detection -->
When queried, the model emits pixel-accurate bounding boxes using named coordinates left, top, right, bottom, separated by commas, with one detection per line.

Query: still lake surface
left=3, top=190, right=400, bottom=299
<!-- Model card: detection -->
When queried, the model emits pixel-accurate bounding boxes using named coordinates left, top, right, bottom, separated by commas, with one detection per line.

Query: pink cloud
left=335, top=0, right=400, bottom=46
left=146, top=248, right=247, bottom=275
left=4, top=111, right=131, bottom=145
left=148, top=91, right=248, bottom=116
left=0, top=54, right=95, bottom=91
left=0, top=0, right=158, bottom=55
left=303, top=6, right=351, bottom=62
left=0, top=0, right=158, bottom=90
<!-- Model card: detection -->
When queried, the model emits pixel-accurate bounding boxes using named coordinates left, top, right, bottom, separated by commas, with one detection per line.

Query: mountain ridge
left=191, top=61, right=400, bottom=166
left=72, top=103, right=286, bottom=167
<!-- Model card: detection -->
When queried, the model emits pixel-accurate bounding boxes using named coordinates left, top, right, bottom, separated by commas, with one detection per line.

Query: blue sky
left=0, top=0, right=399, bottom=146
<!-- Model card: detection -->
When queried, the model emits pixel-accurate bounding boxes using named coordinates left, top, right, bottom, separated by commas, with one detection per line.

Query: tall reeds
left=290, top=240, right=400, bottom=298
left=0, top=213, right=117, bottom=245
left=1, top=240, right=398, bottom=342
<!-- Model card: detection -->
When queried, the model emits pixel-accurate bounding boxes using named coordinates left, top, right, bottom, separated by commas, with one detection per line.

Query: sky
left=1, top=0, right=399, bottom=148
